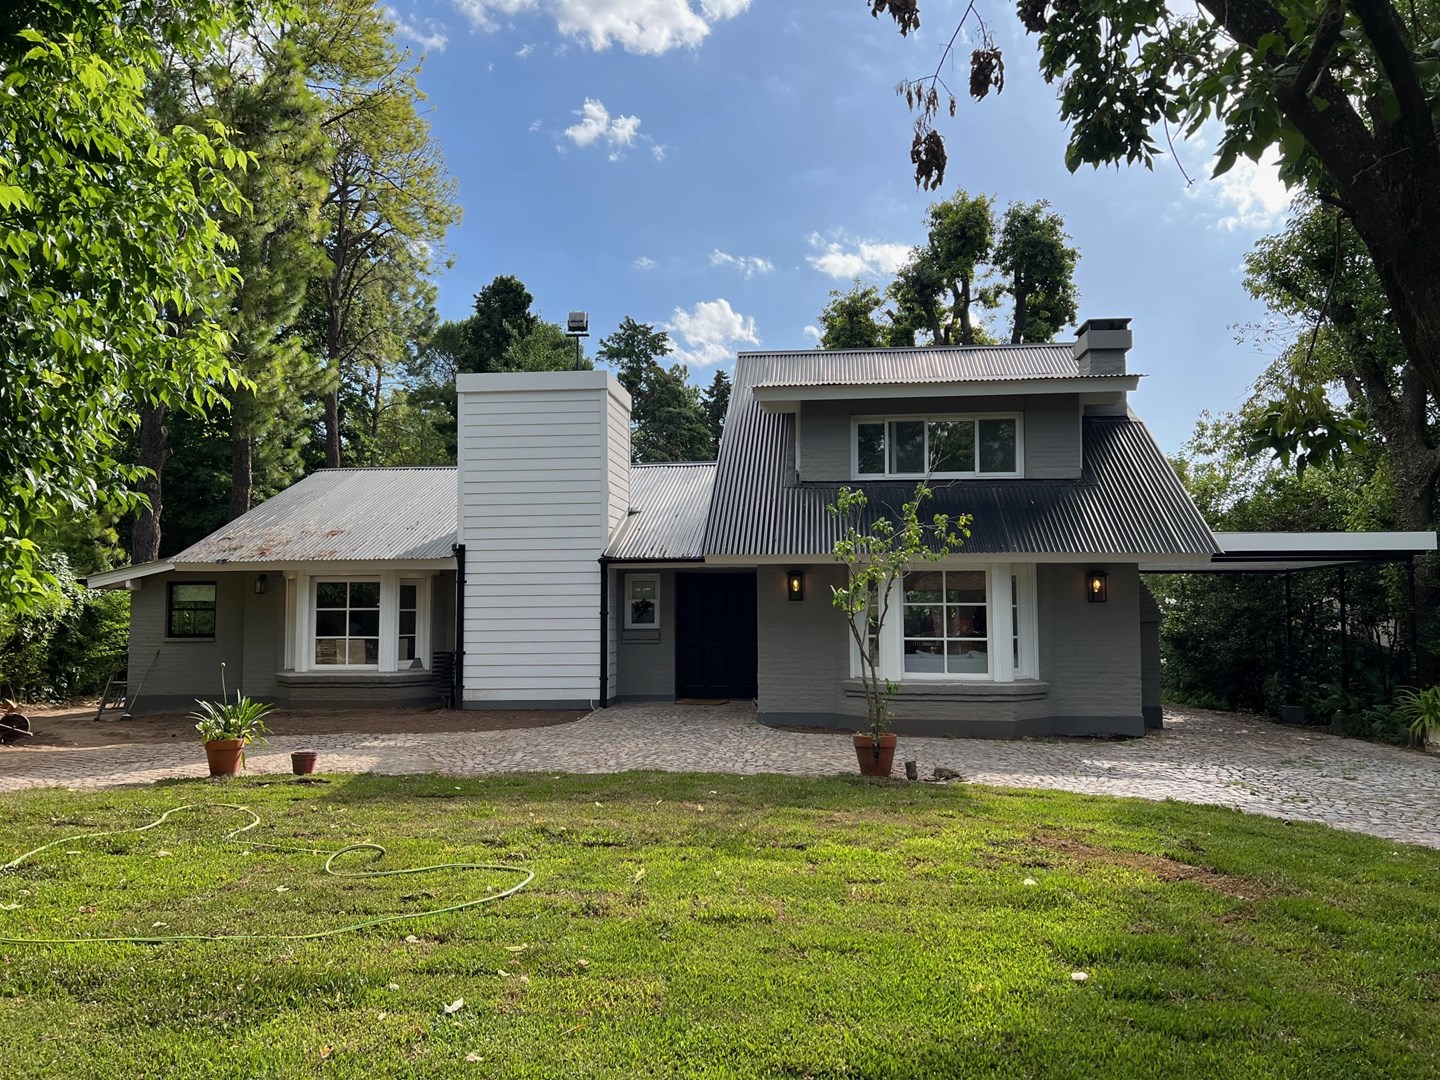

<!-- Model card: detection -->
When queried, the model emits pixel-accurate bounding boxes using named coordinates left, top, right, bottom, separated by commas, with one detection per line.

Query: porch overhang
left=1139, top=531, right=1437, bottom=573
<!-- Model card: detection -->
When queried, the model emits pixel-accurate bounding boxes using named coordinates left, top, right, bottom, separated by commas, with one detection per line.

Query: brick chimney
left=1074, top=318, right=1132, bottom=376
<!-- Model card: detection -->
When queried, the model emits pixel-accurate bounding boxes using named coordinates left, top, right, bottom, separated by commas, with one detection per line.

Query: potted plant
left=829, top=482, right=971, bottom=777
left=1397, top=685, right=1440, bottom=752
left=190, top=664, right=272, bottom=777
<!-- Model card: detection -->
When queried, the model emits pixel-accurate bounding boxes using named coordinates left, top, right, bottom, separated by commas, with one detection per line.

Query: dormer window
left=853, top=415, right=1021, bottom=479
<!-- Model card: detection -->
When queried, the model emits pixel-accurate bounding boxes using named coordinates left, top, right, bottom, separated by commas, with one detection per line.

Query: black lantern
left=1086, top=570, right=1108, bottom=603
left=786, top=569, right=805, bottom=602
left=254, top=573, right=268, bottom=595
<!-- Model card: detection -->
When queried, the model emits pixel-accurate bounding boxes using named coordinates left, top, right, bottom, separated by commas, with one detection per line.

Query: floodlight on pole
left=565, top=311, right=589, bottom=370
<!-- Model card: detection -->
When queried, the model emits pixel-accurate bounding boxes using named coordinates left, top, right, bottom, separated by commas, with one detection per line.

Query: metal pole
left=1338, top=566, right=1349, bottom=692
left=1407, top=559, right=1420, bottom=683
left=1284, top=571, right=1294, bottom=703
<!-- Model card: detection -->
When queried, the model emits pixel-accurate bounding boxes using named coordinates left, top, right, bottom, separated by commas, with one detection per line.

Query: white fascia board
left=456, top=370, right=632, bottom=411
left=83, top=560, right=175, bottom=590
left=1215, top=531, right=1439, bottom=555
left=705, top=552, right=1212, bottom=567
left=173, top=558, right=457, bottom=574
left=752, top=376, right=1141, bottom=411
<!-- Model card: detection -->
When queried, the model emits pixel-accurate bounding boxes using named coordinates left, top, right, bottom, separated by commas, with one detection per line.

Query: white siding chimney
left=456, top=371, right=632, bottom=707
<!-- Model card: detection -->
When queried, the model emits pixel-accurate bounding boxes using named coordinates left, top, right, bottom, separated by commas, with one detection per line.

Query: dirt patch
left=992, top=832, right=1275, bottom=900
left=7, top=703, right=588, bottom=749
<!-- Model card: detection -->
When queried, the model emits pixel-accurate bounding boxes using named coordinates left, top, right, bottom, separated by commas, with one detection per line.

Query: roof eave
left=752, top=375, right=1141, bottom=411
left=83, top=560, right=175, bottom=590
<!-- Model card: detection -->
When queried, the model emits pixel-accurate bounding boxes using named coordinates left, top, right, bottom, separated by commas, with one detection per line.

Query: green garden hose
left=0, top=803, right=534, bottom=946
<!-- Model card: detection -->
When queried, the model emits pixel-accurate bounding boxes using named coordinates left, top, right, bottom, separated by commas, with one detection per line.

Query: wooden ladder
left=95, top=673, right=128, bottom=720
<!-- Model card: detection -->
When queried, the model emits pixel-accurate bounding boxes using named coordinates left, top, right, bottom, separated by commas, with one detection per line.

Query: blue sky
left=385, top=0, right=1293, bottom=453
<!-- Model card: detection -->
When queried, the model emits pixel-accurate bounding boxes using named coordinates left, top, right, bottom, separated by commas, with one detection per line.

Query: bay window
left=854, top=415, right=1021, bottom=478
left=854, top=564, right=1037, bottom=683
left=294, top=573, right=431, bottom=672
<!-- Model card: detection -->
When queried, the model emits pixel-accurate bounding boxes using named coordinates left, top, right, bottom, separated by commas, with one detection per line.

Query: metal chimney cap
left=566, top=311, right=590, bottom=334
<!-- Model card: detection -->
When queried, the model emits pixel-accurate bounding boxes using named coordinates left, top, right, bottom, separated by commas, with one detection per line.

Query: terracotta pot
left=291, top=750, right=318, bottom=775
left=204, top=738, right=246, bottom=777
left=853, top=732, right=898, bottom=777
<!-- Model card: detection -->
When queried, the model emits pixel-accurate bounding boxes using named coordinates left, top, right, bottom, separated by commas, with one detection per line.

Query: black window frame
left=166, top=580, right=218, bottom=640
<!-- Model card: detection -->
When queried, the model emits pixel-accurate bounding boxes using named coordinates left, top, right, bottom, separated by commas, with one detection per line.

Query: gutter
left=452, top=542, right=465, bottom=709
left=598, top=555, right=611, bottom=708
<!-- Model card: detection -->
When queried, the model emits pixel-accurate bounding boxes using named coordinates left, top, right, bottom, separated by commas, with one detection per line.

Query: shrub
left=0, top=555, right=129, bottom=701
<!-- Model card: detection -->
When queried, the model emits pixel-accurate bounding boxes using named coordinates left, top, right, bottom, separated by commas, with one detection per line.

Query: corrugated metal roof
left=174, top=468, right=458, bottom=564
left=703, top=355, right=1217, bottom=558
left=745, top=343, right=1136, bottom=388
left=605, top=462, right=716, bottom=560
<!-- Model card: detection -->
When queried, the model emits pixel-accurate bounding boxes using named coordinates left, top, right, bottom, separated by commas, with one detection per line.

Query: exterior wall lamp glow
left=254, top=574, right=268, bottom=595
left=786, top=569, right=805, bottom=602
left=1086, top=570, right=1108, bottom=603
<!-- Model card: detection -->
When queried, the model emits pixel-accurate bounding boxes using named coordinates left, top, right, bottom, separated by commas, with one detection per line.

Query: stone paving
left=1, top=703, right=1437, bottom=848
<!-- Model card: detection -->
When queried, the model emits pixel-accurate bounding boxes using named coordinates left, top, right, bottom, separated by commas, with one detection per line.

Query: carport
left=1141, top=531, right=1438, bottom=718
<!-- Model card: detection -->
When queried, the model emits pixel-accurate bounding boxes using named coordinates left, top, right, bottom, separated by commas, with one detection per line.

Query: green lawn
left=1, top=772, right=1437, bottom=1079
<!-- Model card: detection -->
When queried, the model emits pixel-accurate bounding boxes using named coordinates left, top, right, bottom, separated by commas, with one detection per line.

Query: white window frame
left=624, top=573, right=661, bottom=630
left=851, top=413, right=1024, bottom=480
left=849, top=562, right=1039, bottom=684
left=397, top=577, right=432, bottom=670
left=311, top=576, right=384, bottom=670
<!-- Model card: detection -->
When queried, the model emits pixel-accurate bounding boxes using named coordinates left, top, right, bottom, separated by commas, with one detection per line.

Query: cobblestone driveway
left=1, top=704, right=1436, bottom=847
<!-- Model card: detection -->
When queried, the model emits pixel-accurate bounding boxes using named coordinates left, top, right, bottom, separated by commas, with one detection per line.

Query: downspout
left=452, top=543, right=465, bottom=709
left=598, top=556, right=611, bottom=708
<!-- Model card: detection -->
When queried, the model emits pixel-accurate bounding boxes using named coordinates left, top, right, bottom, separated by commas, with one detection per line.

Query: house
left=86, top=319, right=1435, bottom=736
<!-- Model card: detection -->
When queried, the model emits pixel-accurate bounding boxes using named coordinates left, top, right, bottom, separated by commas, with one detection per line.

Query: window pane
left=349, top=610, right=380, bottom=637
left=944, top=571, right=986, bottom=604
left=346, top=638, right=379, bottom=665
left=399, top=611, right=417, bottom=635
left=978, top=418, right=1017, bottom=472
left=630, top=600, right=656, bottom=625
left=903, top=641, right=946, bottom=673
left=947, top=640, right=989, bottom=674
left=172, top=584, right=215, bottom=604
left=857, top=423, right=886, bottom=474
left=315, top=610, right=346, bottom=637
left=946, top=605, right=986, bottom=638
left=903, top=605, right=942, bottom=638
left=316, top=582, right=347, bottom=608
left=890, top=421, right=925, bottom=473
left=904, top=571, right=942, bottom=603
left=928, top=420, right=975, bottom=473
left=349, top=581, right=380, bottom=608
left=400, top=584, right=417, bottom=608
left=630, top=579, right=656, bottom=601
left=315, top=639, right=344, bottom=665
left=399, top=637, right=416, bottom=662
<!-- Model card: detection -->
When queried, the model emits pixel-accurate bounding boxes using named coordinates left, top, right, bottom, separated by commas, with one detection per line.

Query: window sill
left=165, top=637, right=216, bottom=643
left=277, top=669, right=435, bottom=688
left=842, top=677, right=1048, bottom=702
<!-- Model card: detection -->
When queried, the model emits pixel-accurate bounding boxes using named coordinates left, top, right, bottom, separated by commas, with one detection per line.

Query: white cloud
left=651, top=144, right=667, bottom=161
left=710, top=249, right=773, bottom=279
left=387, top=7, right=449, bottom=50
left=562, top=99, right=659, bottom=162
left=665, top=299, right=760, bottom=367
left=527, top=118, right=543, bottom=132
left=634, top=256, right=656, bottom=270
left=802, top=325, right=821, bottom=342
left=452, top=0, right=749, bottom=55
left=516, top=41, right=535, bottom=58
left=1211, top=152, right=1292, bottom=231
left=805, top=231, right=912, bottom=279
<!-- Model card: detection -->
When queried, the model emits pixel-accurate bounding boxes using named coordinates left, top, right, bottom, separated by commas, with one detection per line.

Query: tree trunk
left=229, top=428, right=253, bottom=522
left=370, top=362, right=383, bottom=466
left=325, top=390, right=342, bottom=467
left=1010, top=270, right=1028, bottom=344
left=957, top=276, right=974, bottom=346
left=132, top=402, right=168, bottom=562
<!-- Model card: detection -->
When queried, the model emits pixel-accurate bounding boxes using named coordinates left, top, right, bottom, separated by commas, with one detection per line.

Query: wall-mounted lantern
left=1086, top=570, right=1108, bottom=604
left=254, top=573, right=268, bottom=595
left=786, top=569, right=805, bottom=602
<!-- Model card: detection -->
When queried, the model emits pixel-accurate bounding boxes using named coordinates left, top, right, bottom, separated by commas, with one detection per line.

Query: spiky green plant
left=189, top=662, right=272, bottom=744
left=1396, top=685, right=1440, bottom=748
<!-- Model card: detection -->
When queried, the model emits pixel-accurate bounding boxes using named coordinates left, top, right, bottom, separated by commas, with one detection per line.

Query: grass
left=1, top=772, right=1438, bottom=1079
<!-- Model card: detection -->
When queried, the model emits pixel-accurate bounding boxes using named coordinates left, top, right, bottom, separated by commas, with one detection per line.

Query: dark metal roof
left=175, top=468, right=458, bottom=564
left=605, top=462, right=716, bottom=561
left=704, top=355, right=1216, bottom=559
left=744, top=343, right=1139, bottom=388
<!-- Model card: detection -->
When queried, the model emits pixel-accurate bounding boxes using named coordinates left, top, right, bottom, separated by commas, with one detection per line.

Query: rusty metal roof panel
left=173, top=468, right=458, bottom=564
left=745, top=343, right=1100, bottom=388
left=703, top=355, right=1216, bottom=559
left=606, top=462, right=716, bottom=560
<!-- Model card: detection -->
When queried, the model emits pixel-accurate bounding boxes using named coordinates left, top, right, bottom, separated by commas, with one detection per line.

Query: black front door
left=675, top=573, right=758, bottom=699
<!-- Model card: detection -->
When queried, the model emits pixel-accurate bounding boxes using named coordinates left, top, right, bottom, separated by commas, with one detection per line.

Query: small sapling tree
left=829, top=482, right=971, bottom=748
